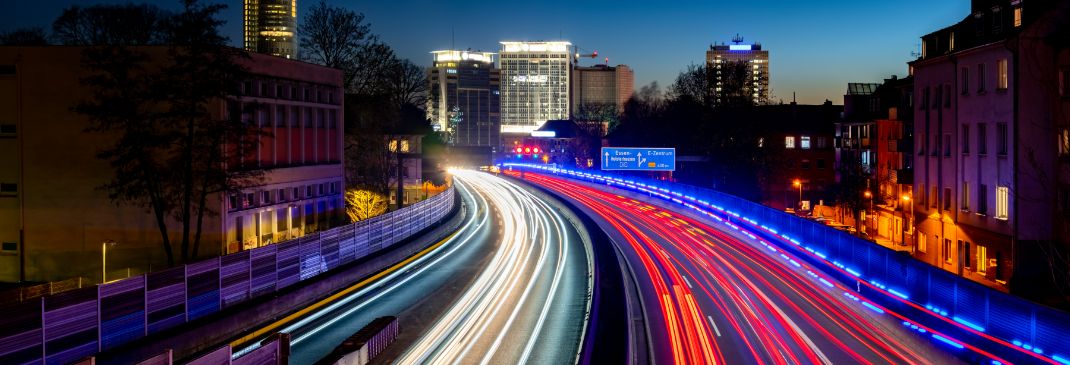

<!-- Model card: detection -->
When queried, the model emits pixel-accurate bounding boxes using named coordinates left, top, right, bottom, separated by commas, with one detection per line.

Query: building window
left=918, top=133, right=926, bottom=155
left=944, top=134, right=951, bottom=156
left=962, top=125, right=970, bottom=154
left=944, top=239, right=952, bottom=264
left=306, top=185, right=314, bottom=198
left=815, top=137, right=828, bottom=149
left=0, top=183, right=17, bottom=196
left=801, top=136, right=811, bottom=149
left=228, top=195, right=239, bottom=210
left=278, top=188, right=287, bottom=202
left=801, top=159, right=810, bottom=169
left=931, top=186, right=938, bottom=208
left=1060, top=128, right=1070, bottom=156
left=261, top=191, right=273, bottom=205
left=1014, top=7, right=1022, bottom=27
left=979, top=184, right=989, bottom=215
left=918, top=234, right=927, bottom=253
left=996, top=59, right=1008, bottom=90
left=785, top=136, right=796, bottom=149
left=963, top=241, right=972, bottom=269
left=1060, top=68, right=1069, bottom=97
left=275, top=105, right=286, bottom=127
left=977, top=63, right=987, bottom=93
left=961, top=67, right=970, bottom=95
left=919, top=184, right=927, bottom=206
left=293, top=187, right=301, bottom=200
left=816, top=159, right=826, bottom=169
left=977, top=245, right=988, bottom=273
left=978, top=123, right=988, bottom=155
left=996, top=186, right=1009, bottom=219
left=920, top=87, right=930, bottom=109
left=943, top=187, right=952, bottom=210
left=997, top=122, right=1008, bottom=156
left=0, top=124, right=14, bottom=136
left=961, top=182, right=970, bottom=211
left=944, top=84, right=952, bottom=107
left=276, top=209, right=288, bottom=232
left=949, top=31, right=956, bottom=51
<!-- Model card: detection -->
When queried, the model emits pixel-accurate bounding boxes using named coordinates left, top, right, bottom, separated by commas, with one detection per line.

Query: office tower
left=428, top=50, right=501, bottom=149
left=571, top=64, right=634, bottom=136
left=706, top=35, right=769, bottom=106
left=243, top=0, right=297, bottom=59
left=499, top=41, right=572, bottom=136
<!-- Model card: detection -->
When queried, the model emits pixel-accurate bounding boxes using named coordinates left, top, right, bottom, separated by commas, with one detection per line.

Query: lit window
left=996, top=59, right=1008, bottom=90
left=944, top=239, right=952, bottom=264
left=996, top=186, right=1009, bottom=219
left=785, top=136, right=796, bottom=149
left=1013, top=7, right=1022, bottom=27
left=1060, top=128, right=1070, bottom=156
left=918, top=234, right=927, bottom=253
left=977, top=245, right=988, bottom=273
left=961, top=182, right=970, bottom=211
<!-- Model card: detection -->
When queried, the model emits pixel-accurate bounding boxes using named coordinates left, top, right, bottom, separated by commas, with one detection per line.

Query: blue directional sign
left=601, top=147, right=676, bottom=171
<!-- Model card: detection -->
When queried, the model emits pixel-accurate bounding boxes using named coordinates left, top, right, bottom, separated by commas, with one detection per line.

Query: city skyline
left=9, top=0, right=969, bottom=104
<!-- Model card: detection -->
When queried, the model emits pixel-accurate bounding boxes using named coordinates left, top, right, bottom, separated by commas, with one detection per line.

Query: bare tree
left=77, top=0, right=262, bottom=265
left=384, top=59, right=428, bottom=111
left=52, top=4, right=167, bottom=46
left=0, top=27, right=49, bottom=45
left=669, top=63, right=709, bottom=104
left=298, top=0, right=373, bottom=89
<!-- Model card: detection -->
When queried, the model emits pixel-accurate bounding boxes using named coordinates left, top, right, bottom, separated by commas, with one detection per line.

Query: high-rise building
left=427, top=50, right=501, bottom=149
left=243, top=0, right=297, bottom=59
left=571, top=64, right=634, bottom=136
left=706, top=36, right=769, bottom=106
left=499, top=41, right=572, bottom=137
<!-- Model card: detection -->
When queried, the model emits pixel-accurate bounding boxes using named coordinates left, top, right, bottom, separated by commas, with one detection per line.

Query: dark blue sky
left=9, top=0, right=968, bottom=104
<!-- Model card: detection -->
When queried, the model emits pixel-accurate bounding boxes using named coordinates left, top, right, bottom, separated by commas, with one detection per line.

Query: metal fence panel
left=99, top=276, right=145, bottom=351
left=185, top=259, right=220, bottom=322
left=146, top=266, right=186, bottom=334
left=219, top=252, right=250, bottom=309
left=0, top=298, right=43, bottom=365
left=43, top=286, right=98, bottom=365
left=248, top=245, right=277, bottom=300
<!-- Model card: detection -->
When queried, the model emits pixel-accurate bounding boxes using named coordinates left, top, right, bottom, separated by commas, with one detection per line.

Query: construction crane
left=573, top=46, right=607, bottom=65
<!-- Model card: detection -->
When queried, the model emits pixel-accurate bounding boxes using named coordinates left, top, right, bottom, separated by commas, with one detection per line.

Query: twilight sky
left=8, top=0, right=969, bottom=104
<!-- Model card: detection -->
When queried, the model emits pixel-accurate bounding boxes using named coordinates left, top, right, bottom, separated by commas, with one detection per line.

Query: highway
left=519, top=171, right=963, bottom=365
left=231, top=170, right=590, bottom=364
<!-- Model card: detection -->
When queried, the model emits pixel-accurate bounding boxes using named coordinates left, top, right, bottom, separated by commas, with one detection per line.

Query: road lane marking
left=706, top=315, right=722, bottom=337
left=682, top=275, right=693, bottom=289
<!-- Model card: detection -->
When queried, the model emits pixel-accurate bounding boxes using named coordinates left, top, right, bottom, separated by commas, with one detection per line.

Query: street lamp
left=102, top=239, right=117, bottom=283
left=901, top=195, right=913, bottom=252
left=793, top=179, right=802, bottom=210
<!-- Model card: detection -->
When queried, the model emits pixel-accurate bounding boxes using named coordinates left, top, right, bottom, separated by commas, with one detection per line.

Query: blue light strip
left=502, top=163, right=1064, bottom=362
left=932, top=334, right=966, bottom=349
left=953, top=316, right=987, bottom=332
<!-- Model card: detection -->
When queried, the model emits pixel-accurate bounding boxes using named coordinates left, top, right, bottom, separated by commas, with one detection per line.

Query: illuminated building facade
left=243, top=0, right=297, bottom=59
left=706, top=37, right=770, bottom=105
left=570, top=64, right=634, bottom=137
left=0, top=47, right=343, bottom=282
left=499, top=41, right=572, bottom=137
left=428, top=50, right=501, bottom=149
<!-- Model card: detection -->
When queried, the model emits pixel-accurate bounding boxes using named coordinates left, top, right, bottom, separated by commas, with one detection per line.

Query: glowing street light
left=901, top=194, right=913, bottom=251
left=102, top=239, right=117, bottom=283
left=793, top=179, right=802, bottom=210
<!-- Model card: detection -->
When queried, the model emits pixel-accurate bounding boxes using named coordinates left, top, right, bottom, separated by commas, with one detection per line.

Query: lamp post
left=901, top=195, right=912, bottom=252
left=863, top=190, right=873, bottom=233
left=793, top=179, right=802, bottom=210
left=102, top=240, right=116, bottom=283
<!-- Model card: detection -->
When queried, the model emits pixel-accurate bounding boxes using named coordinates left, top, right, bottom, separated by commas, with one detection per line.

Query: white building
left=499, top=41, right=572, bottom=136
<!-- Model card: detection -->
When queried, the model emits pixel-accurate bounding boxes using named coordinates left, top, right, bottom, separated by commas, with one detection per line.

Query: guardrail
left=506, top=163, right=1070, bottom=365
left=0, top=187, right=455, bottom=365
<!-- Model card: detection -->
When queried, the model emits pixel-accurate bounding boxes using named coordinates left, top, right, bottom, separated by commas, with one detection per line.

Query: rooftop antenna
left=793, top=92, right=797, bottom=103
left=732, top=33, right=744, bottom=45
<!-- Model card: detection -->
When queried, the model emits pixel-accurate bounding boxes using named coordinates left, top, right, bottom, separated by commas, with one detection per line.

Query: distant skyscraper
left=706, top=35, right=769, bottom=105
left=243, top=0, right=296, bottom=59
left=499, top=41, right=572, bottom=136
left=571, top=64, right=634, bottom=137
left=428, top=50, right=501, bottom=149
